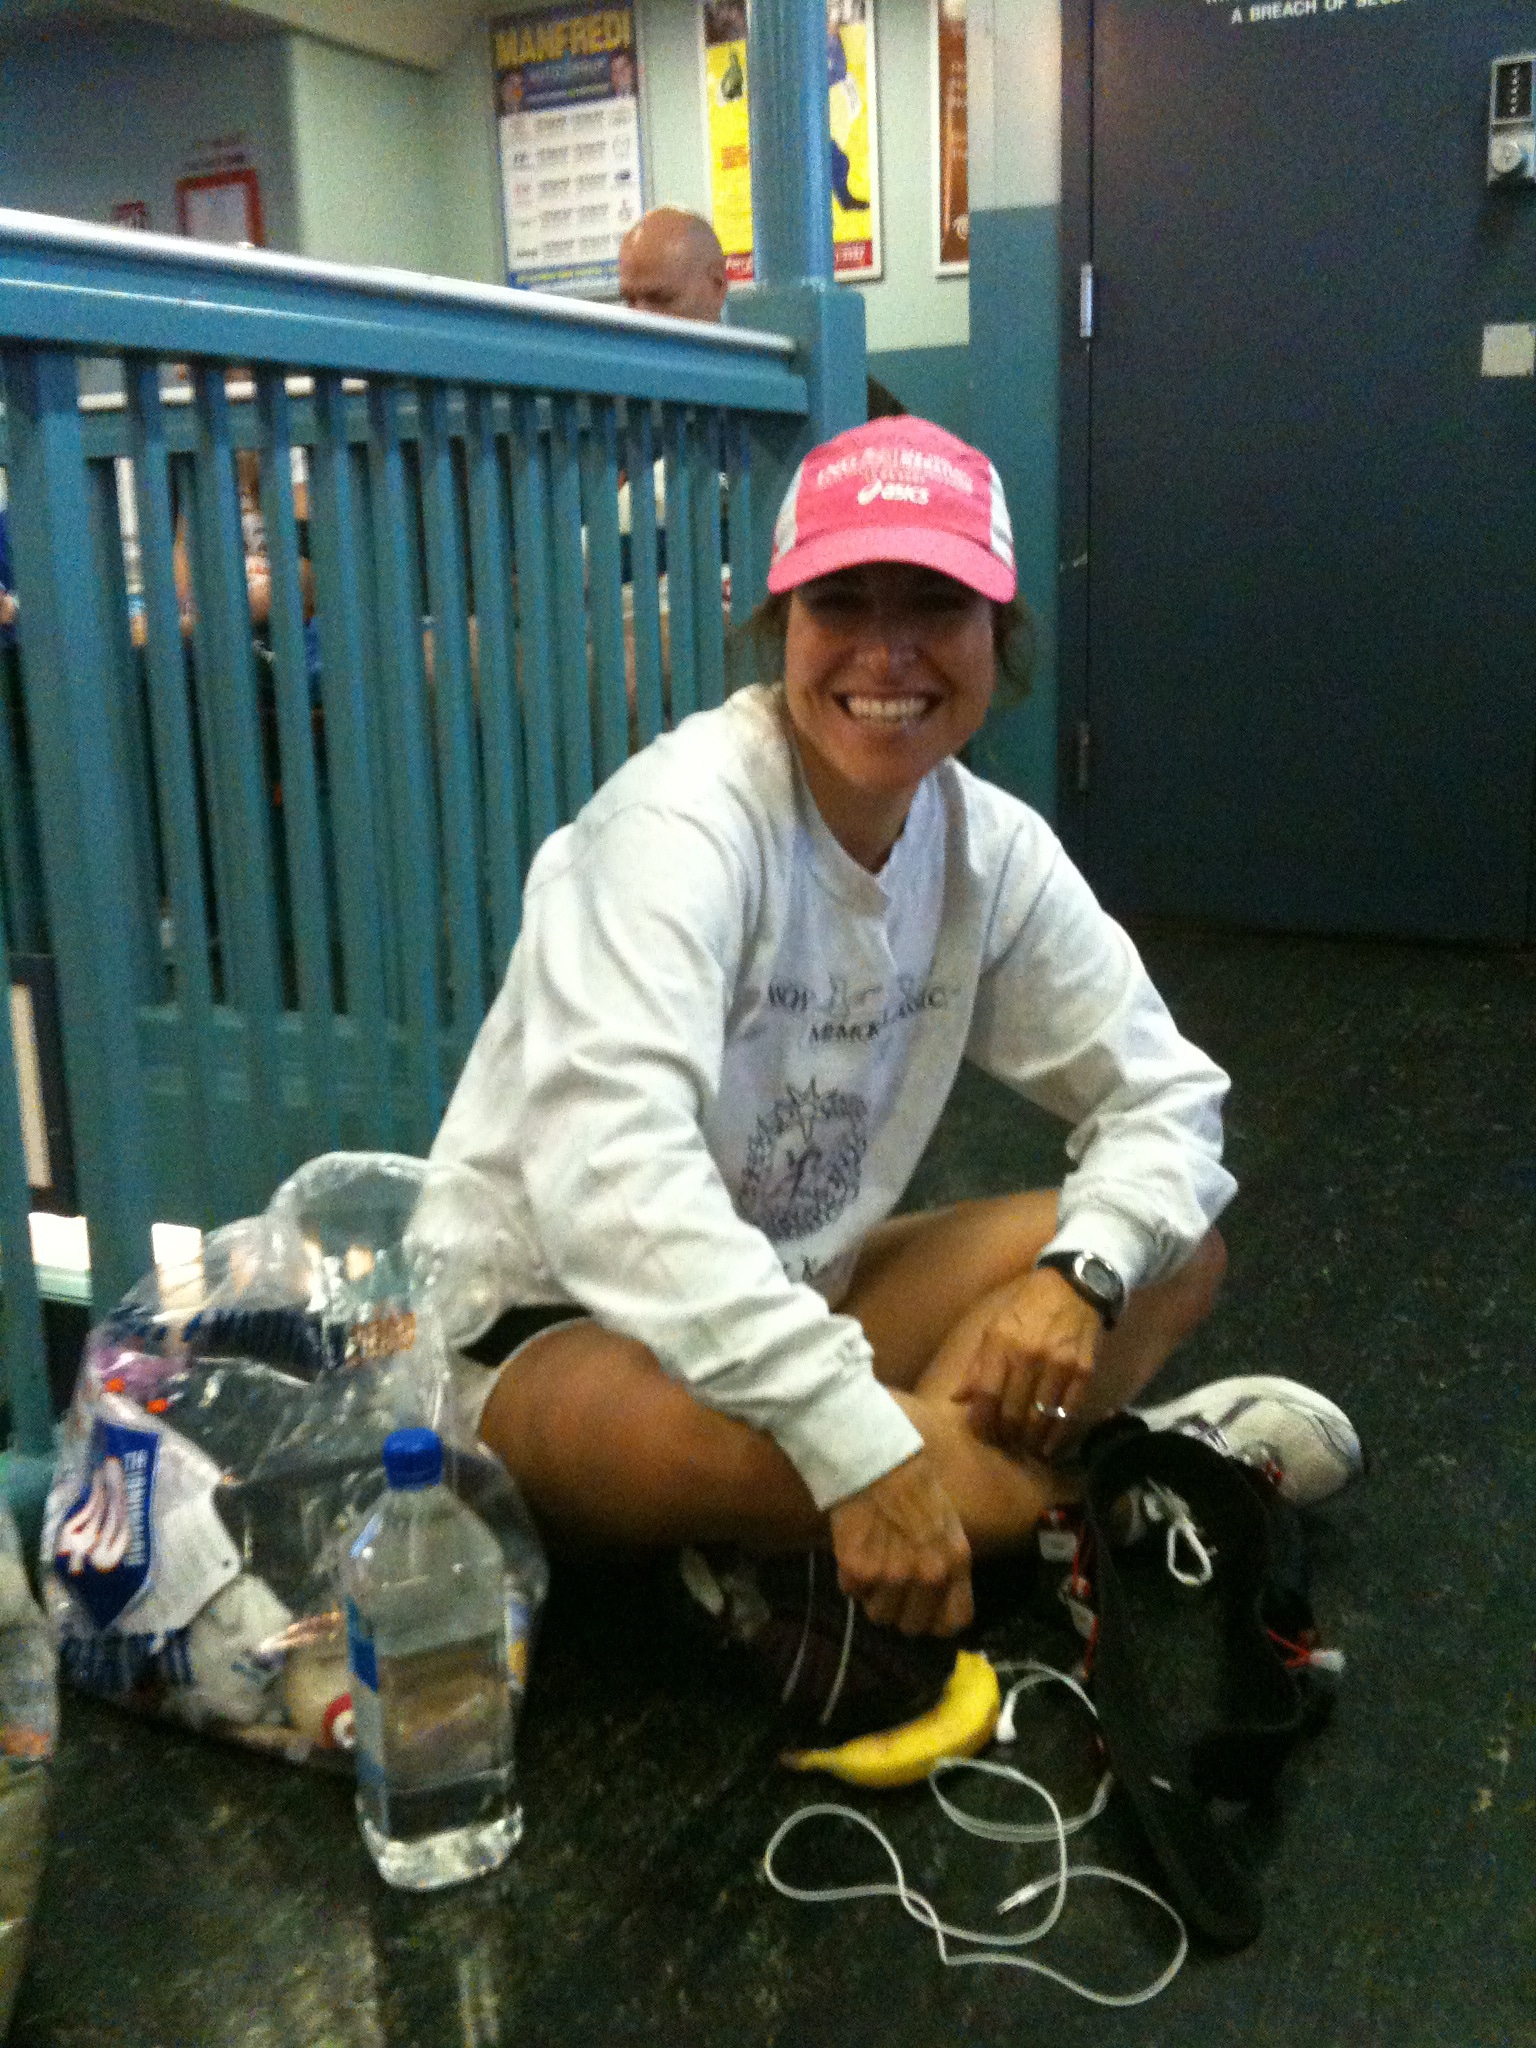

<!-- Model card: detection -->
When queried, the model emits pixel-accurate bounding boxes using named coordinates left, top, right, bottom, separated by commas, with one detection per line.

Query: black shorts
left=461, top=1302, right=585, bottom=1368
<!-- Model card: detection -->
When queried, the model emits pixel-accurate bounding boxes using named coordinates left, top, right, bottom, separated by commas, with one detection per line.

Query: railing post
left=0, top=897, right=55, bottom=1536
left=0, top=345, right=155, bottom=1312
left=725, top=0, right=867, bottom=613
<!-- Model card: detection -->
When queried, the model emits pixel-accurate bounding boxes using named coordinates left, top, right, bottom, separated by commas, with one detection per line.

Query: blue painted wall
left=865, top=344, right=971, bottom=442
left=965, top=203, right=1060, bottom=819
left=0, top=21, right=296, bottom=249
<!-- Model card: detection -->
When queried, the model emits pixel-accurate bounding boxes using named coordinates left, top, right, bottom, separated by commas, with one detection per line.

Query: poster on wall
left=932, top=0, right=967, bottom=274
left=493, top=6, right=645, bottom=296
left=175, top=168, right=264, bottom=246
left=701, top=0, right=882, bottom=285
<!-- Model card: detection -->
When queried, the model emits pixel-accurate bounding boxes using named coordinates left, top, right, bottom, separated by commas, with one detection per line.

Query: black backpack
left=1074, top=1417, right=1339, bottom=1950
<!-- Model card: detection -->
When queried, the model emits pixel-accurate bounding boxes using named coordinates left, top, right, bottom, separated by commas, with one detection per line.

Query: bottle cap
left=382, top=1427, right=443, bottom=1490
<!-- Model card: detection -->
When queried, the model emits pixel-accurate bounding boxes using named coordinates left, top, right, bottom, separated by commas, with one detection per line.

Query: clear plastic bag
left=39, top=1154, right=548, bottom=1768
left=0, top=1491, right=56, bottom=2035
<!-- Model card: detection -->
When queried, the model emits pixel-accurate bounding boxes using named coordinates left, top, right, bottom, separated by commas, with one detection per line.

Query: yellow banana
left=780, top=1650, right=1001, bottom=1789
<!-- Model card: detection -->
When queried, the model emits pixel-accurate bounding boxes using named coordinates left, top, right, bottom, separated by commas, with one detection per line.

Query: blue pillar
left=748, top=0, right=834, bottom=287
left=726, top=0, right=867, bottom=607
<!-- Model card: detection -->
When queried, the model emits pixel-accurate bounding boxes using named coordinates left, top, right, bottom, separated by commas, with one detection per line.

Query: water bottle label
left=345, top=1599, right=385, bottom=1791
left=345, top=1599, right=379, bottom=1694
left=506, top=1592, right=531, bottom=1691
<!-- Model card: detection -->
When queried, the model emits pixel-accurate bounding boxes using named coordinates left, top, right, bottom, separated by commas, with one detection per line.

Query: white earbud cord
left=761, top=1659, right=1188, bottom=2008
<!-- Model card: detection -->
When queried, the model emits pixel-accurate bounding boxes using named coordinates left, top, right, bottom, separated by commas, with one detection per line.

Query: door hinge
left=1076, top=719, right=1092, bottom=794
left=1078, top=262, right=1095, bottom=341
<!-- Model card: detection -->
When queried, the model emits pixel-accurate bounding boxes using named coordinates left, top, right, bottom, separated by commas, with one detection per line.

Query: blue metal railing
left=0, top=207, right=829, bottom=1510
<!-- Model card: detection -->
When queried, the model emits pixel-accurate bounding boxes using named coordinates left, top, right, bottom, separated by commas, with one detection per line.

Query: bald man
left=618, top=208, right=728, bottom=323
left=618, top=204, right=906, bottom=420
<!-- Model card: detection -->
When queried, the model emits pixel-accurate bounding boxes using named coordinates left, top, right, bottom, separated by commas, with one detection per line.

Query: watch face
left=1079, top=1255, right=1121, bottom=1302
left=1061, top=1251, right=1125, bottom=1323
left=1038, top=1249, right=1124, bottom=1322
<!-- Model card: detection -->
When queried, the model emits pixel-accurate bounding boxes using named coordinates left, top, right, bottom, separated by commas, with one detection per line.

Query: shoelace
left=1139, top=1481, right=1216, bottom=1587
left=762, top=1660, right=1187, bottom=2008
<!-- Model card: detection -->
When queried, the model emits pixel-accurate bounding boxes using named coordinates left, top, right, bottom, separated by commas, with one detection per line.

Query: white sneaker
left=1131, top=1375, right=1363, bottom=1507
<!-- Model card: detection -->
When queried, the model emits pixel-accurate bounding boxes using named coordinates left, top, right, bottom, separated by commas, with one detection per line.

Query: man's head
left=617, top=208, right=728, bottom=322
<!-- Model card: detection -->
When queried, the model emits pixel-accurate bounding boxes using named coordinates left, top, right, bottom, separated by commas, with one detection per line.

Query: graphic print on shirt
left=766, top=972, right=955, bottom=1048
left=736, top=1078, right=868, bottom=1241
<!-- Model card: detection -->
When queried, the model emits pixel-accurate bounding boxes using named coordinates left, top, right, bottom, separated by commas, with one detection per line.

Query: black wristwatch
left=1035, top=1248, right=1126, bottom=1330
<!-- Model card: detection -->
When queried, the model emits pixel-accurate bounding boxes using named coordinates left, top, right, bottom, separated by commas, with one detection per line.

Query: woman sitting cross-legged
left=422, top=416, right=1358, bottom=1736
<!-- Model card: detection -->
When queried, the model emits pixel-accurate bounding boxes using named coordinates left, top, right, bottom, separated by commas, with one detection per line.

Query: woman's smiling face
left=782, top=562, right=996, bottom=866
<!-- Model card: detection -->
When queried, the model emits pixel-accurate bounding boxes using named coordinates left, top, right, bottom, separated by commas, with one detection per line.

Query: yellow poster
left=702, top=0, right=881, bottom=284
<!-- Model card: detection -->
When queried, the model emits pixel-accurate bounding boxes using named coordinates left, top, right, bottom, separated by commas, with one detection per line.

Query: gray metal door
left=1060, top=0, right=1536, bottom=942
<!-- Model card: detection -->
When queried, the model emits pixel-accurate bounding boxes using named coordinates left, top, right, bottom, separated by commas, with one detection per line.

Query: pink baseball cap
left=766, top=416, right=1016, bottom=604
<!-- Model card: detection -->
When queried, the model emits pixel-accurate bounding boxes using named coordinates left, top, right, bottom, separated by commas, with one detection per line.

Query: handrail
left=0, top=207, right=807, bottom=416
left=0, top=208, right=795, bottom=355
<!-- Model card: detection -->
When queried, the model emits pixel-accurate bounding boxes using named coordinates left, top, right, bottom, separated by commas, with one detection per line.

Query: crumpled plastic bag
left=39, top=1153, right=548, bottom=1767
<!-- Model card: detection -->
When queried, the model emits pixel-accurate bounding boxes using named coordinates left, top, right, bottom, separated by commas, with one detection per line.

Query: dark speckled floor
left=10, top=930, right=1536, bottom=2048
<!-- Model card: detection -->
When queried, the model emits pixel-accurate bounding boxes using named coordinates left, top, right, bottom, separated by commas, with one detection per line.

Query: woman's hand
left=827, top=1450, right=973, bottom=1638
left=948, top=1267, right=1104, bottom=1459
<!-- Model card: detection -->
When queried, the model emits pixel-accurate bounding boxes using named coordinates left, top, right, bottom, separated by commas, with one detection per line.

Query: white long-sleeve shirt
left=427, top=683, right=1235, bottom=1510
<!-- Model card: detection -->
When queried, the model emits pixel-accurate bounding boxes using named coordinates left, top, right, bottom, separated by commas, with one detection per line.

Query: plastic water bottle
left=346, top=1429, right=521, bottom=1890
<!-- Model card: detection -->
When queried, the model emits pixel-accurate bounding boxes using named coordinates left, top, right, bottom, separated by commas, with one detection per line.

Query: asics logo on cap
left=857, top=479, right=930, bottom=506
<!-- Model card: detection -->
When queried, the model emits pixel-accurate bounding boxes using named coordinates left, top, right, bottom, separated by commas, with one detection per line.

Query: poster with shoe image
left=701, top=0, right=882, bottom=284
left=493, top=5, right=646, bottom=296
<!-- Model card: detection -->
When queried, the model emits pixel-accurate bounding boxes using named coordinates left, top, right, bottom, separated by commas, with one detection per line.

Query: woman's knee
left=1180, top=1226, right=1227, bottom=1324
left=480, top=1322, right=646, bottom=1459
left=846, top=1188, right=1062, bottom=1389
left=1137, top=1226, right=1226, bottom=1346
left=476, top=1322, right=817, bottom=1546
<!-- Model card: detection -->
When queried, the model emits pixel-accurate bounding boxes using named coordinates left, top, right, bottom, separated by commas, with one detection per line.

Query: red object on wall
left=174, top=167, right=265, bottom=247
left=111, top=200, right=151, bottom=231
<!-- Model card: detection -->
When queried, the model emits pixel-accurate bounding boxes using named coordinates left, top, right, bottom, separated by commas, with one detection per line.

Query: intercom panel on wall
left=1488, top=54, right=1535, bottom=185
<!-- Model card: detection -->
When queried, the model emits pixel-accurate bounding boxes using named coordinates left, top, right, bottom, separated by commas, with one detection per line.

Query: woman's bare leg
left=477, top=1319, right=1077, bottom=1557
